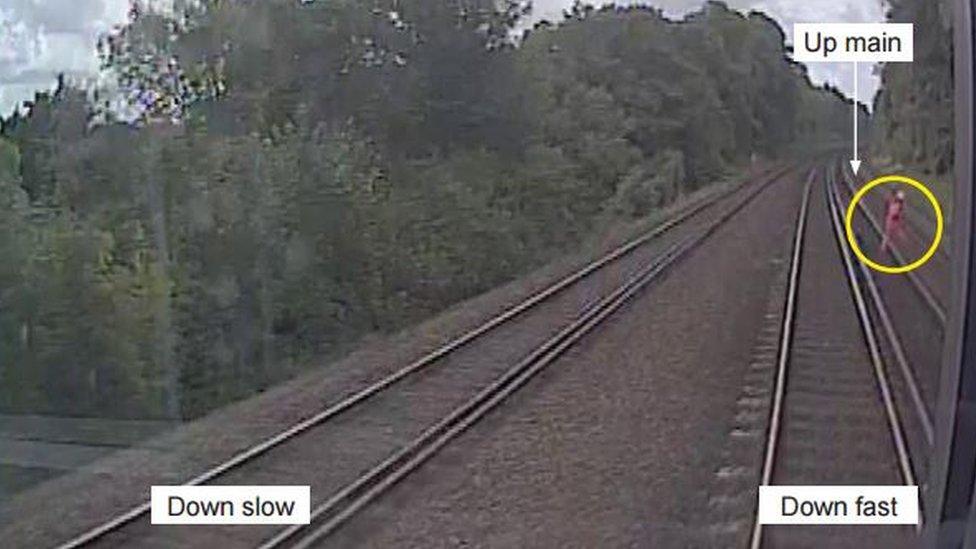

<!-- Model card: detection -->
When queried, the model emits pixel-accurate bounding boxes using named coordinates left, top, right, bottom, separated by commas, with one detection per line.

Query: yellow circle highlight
left=845, top=174, right=944, bottom=274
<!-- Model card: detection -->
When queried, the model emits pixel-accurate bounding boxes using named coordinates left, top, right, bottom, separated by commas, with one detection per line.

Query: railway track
left=55, top=166, right=793, bottom=549
left=749, top=166, right=920, bottom=549
left=834, top=166, right=947, bottom=326
left=260, top=169, right=800, bottom=549
left=832, top=162, right=944, bottom=475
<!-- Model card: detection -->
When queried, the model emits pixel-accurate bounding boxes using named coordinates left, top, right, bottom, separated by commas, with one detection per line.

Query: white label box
left=758, top=486, right=919, bottom=525
left=794, top=24, right=914, bottom=63
left=151, top=485, right=311, bottom=525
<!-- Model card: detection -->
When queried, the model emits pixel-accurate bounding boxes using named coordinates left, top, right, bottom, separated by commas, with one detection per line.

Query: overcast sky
left=0, top=0, right=130, bottom=115
left=529, top=0, right=886, bottom=105
left=0, top=0, right=885, bottom=116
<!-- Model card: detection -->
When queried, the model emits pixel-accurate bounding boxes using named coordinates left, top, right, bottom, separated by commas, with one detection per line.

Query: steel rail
left=748, top=169, right=814, bottom=549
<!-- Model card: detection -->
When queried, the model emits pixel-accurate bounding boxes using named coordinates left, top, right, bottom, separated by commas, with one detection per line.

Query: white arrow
left=850, top=61, right=861, bottom=176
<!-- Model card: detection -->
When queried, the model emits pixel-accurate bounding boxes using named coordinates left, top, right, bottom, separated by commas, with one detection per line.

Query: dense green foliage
left=872, top=0, right=954, bottom=175
left=0, top=1, right=849, bottom=419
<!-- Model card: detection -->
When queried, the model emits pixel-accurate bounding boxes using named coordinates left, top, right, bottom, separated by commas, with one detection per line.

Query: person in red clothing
left=880, top=189, right=907, bottom=255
